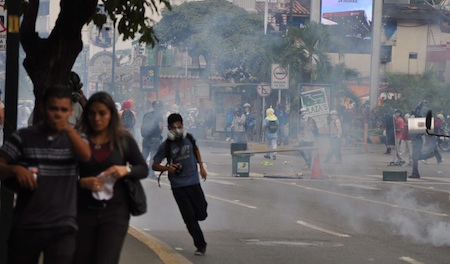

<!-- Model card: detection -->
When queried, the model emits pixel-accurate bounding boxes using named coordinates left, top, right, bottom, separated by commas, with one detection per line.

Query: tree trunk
left=20, top=0, right=97, bottom=124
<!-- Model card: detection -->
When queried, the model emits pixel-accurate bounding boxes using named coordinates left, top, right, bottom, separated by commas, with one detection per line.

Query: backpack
left=244, top=114, right=254, bottom=130
left=267, top=120, right=278, bottom=133
left=164, top=133, right=199, bottom=163
left=311, top=117, right=319, bottom=136
left=141, top=111, right=161, bottom=139
left=157, top=133, right=199, bottom=187
left=122, top=109, right=136, bottom=129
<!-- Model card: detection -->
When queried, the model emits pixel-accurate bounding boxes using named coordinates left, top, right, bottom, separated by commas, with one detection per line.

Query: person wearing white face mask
left=152, top=113, right=208, bottom=256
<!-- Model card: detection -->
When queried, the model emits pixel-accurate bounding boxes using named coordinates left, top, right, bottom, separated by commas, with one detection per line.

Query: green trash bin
left=231, top=143, right=250, bottom=177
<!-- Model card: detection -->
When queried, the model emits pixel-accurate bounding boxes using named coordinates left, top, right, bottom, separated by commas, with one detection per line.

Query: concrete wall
left=328, top=53, right=372, bottom=78
left=386, top=22, right=428, bottom=75
left=233, top=0, right=256, bottom=11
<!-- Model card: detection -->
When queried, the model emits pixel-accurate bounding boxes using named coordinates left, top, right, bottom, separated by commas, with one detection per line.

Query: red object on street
left=310, top=155, right=323, bottom=179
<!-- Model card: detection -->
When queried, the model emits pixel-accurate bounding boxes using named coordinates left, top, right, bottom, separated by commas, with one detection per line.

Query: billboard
left=140, top=66, right=158, bottom=91
left=300, top=84, right=332, bottom=130
left=321, top=0, right=373, bottom=54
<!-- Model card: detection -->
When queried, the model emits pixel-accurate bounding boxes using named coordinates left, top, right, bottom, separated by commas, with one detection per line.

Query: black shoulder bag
left=122, top=139, right=147, bottom=216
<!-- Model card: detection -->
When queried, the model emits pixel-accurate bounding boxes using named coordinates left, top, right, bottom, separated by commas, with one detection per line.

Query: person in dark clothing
left=73, top=92, right=148, bottom=264
left=0, top=86, right=91, bottom=264
left=141, top=100, right=164, bottom=178
left=152, top=113, right=208, bottom=256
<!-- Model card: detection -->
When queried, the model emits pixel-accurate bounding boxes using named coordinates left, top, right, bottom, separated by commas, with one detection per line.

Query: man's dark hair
left=152, top=100, right=163, bottom=111
left=43, top=85, right=72, bottom=104
left=168, top=113, right=183, bottom=126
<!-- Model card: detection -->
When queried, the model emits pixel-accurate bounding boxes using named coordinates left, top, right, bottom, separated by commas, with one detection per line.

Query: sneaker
left=421, top=160, right=429, bottom=164
left=230, top=139, right=234, bottom=142
left=408, top=174, right=420, bottom=179
left=438, top=159, right=444, bottom=164
left=264, top=154, right=271, bottom=159
left=226, top=137, right=231, bottom=142
left=272, top=156, right=277, bottom=160
left=194, top=247, right=206, bottom=256
left=388, top=162, right=396, bottom=166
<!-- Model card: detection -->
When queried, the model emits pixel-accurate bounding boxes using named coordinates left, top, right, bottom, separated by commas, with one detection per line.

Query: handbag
left=121, top=138, right=147, bottom=216
left=124, top=177, right=147, bottom=216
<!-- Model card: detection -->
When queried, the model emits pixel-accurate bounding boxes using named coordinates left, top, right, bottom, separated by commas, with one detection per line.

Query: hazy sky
left=321, top=0, right=373, bottom=21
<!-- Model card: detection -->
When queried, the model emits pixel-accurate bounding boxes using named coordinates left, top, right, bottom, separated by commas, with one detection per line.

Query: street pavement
left=122, top=137, right=450, bottom=264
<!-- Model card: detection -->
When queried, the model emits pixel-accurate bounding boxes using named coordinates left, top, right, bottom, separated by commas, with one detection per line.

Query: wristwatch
left=126, top=163, right=132, bottom=174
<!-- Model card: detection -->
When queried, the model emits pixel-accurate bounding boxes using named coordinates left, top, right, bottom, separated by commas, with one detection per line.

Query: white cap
left=437, top=114, right=444, bottom=120
left=300, top=108, right=307, bottom=113
left=243, top=103, right=251, bottom=108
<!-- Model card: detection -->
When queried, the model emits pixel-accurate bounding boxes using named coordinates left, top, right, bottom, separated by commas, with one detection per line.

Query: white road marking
left=207, top=194, right=257, bottom=209
left=338, top=183, right=380, bottom=190
left=399, top=256, right=425, bottom=264
left=207, top=179, right=237, bottom=185
left=265, top=179, right=449, bottom=217
left=156, top=181, right=257, bottom=209
left=296, top=221, right=351, bottom=238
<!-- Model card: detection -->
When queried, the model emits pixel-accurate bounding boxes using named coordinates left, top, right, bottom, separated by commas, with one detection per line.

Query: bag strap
left=157, top=133, right=199, bottom=187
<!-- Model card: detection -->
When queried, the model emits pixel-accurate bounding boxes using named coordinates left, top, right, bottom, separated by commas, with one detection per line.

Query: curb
left=128, top=226, right=192, bottom=264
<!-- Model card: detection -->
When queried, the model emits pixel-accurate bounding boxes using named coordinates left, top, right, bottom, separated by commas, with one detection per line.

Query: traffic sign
left=257, top=83, right=271, bottom=97
left=271, top=64, right=289, bottom=89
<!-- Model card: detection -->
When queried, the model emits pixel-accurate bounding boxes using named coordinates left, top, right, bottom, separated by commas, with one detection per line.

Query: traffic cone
left=310, top=155, right=323, bottom=179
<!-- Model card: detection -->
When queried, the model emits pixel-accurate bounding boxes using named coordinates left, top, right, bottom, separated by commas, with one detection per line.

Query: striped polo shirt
left=0, top=123, right=84, bottom=230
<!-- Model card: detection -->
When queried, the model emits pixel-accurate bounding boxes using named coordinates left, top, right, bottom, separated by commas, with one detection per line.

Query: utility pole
left=264, top=0, right=268, bottom=34
left=111, top=26, right=116, bottom=97
left=0, top=0, right=20, bottom=262
left=370, top=0, right=383, bottom=110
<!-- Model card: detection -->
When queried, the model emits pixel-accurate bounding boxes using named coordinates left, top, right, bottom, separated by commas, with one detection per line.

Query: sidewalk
left=122, top=226, right=191, bottom=264
left=121, top=232, right=164, bottom=264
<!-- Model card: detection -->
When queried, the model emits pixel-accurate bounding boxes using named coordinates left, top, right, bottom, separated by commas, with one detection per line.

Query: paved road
left=131, top=143, right=450, bottom=264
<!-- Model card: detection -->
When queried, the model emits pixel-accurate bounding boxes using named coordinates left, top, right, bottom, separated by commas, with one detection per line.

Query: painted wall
left=387, top=22, right=428, bottom=75
left=328, top=53, right=371, bottom=77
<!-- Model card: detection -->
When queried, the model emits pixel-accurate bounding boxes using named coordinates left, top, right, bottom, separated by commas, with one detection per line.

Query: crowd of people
left=382, top=100, right=447, bottom=179
left=1, top=70, right=448, bottom=263
left=0, top=74, right=209, bottom=263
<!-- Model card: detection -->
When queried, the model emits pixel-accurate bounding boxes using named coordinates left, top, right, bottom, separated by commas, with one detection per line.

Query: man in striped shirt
left=0, top=85, right=91, bottom=264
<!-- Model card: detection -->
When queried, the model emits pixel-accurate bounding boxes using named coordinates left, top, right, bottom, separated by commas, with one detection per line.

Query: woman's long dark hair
left=78, top=92, right=131, bottom=157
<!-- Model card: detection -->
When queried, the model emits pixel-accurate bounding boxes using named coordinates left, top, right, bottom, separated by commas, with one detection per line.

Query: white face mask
left=167, top=128, right=186, bottom=141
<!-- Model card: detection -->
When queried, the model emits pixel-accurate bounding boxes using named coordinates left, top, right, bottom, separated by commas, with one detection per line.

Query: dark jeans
left=8, top=226, right=76, bottom=264
left=172, top=184, right=208, bottom=249
left=224, top=122, right=233, bottom=139
left=234, top=132, right=246, bottom=143
left=298, top=141, right=314, bottom=167
left=326, top=137, right=342, bottom=162
left=245, top=126, right=254, bottom=141
left=142, top=137, right=162, bottom=177
left=73, top=203, right=130, bottom=264
left=412, top=136, right=441, bottom=176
